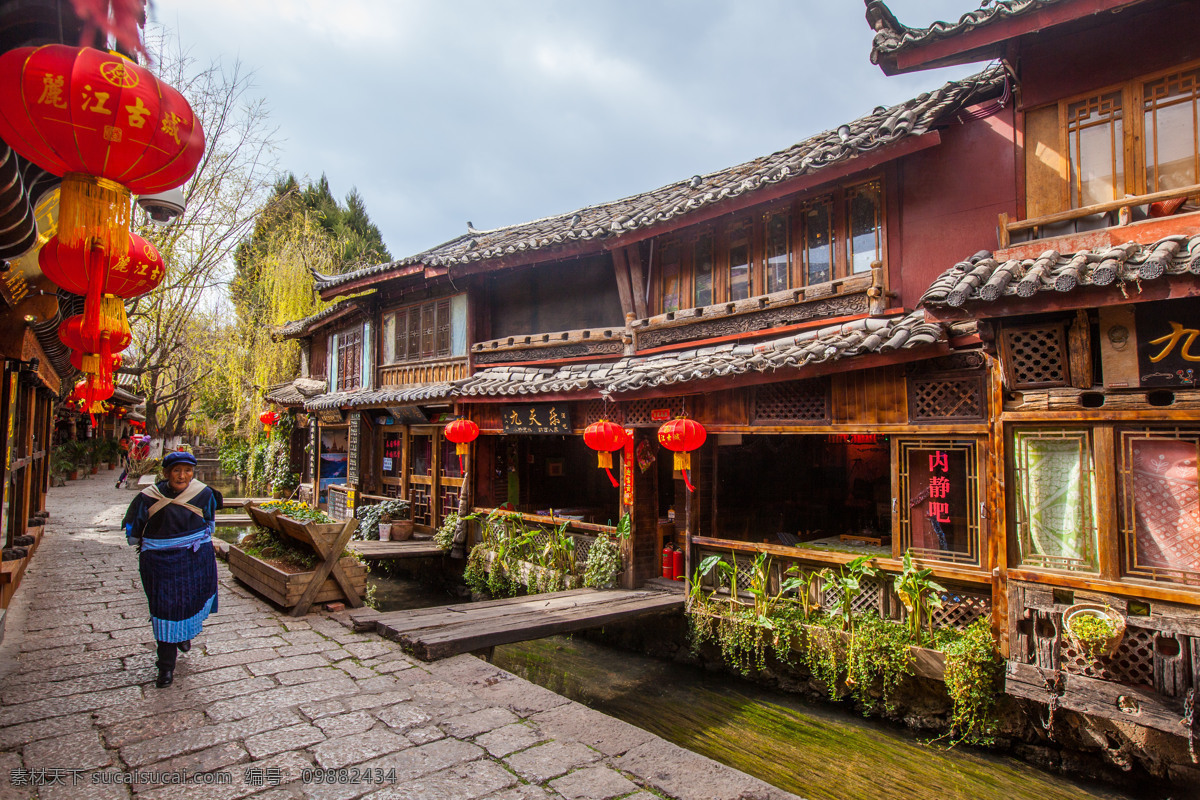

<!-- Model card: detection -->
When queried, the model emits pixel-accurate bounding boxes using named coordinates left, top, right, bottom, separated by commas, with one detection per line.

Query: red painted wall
left=893, top=105, right=1018, bottom=306
left=1018, top=1, right=1200, bottom=109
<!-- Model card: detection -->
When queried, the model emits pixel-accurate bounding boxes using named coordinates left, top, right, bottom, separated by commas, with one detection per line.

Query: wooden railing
left=378, top=358, right=469, bottom=387
left=998, top=183, right=1200, bottom=248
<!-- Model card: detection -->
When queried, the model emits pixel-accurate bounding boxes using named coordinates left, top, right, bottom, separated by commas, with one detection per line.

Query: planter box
left=228, top=545, right=366, bottom=608
left=478, top=548, right=583, bottom=590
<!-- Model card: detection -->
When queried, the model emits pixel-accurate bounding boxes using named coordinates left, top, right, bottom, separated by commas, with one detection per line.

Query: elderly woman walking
left=122, top=451, right=222, bottom=688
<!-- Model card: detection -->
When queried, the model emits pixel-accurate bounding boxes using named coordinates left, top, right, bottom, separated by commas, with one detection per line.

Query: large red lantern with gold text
left=69, top=372, right=114, bottom=424
left=657, top=417, right=707, bottom=492
left=583, top=420, right=627, bottom=488
left=444, top=418, right=480, bottom=475
left=40, top=231, right=165, bottom=298
left=0, top=45, right=204, bottom=259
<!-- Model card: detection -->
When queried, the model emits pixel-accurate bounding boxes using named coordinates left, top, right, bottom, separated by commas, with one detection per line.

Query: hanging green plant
left=847, top=613, right=913, bottom=714
left=942, top=619, right=1004, bottom=746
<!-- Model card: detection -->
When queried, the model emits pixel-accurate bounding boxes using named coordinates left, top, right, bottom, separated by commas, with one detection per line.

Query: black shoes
left=178, top=640, right=191, bottom=653
left=155, top=669, right=173, bottom=688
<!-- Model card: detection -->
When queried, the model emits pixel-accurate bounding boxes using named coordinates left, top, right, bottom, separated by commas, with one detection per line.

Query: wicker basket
left=1063, top=603, right=1126, bottom=659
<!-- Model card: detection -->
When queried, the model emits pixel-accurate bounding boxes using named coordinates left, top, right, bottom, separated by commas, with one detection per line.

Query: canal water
left=362, top=572, right=1136, bottom=800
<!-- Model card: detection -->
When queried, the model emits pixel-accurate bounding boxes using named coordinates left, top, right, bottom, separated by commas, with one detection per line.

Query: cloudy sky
left=150, top=1, right=988, bottom=262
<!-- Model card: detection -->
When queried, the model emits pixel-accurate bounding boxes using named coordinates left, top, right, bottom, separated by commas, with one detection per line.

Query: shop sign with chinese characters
left=502, top=404, right=571, bottom=434
left=1137, top=297, right=1200, bottom=387
left=927, top=450, right=951, bottom=524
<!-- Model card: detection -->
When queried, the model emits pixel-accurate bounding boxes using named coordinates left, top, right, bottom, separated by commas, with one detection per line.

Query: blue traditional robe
left=123, top=480, right=222, bottom=643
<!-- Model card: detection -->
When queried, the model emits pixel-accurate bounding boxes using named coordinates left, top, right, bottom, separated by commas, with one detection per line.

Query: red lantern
left=657, top=417, right=707, bottom=492
left=583, top=419, right=627, bottom=488
left=0, top=45, right=204, bottom=259
left=40, top=231, right=165, bottom=298
left=69, top=373, right=114, bottom=425
left=444, top=418, right=480, bottom=475
left=259, top=410, right=280, bottom=432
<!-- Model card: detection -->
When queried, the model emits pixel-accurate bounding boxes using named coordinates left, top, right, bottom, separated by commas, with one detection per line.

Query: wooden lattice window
left=752, top=380, right=829, bottom=423
left=1119, top=428, right=1200, bottom=586
left=581, top=399, right=625, bottom=427
left=439, top=482, right=460, bottom=520
left=1012, top=428, right=1099, bottom=573
left=1000, top=323, right=1069, bottom=389
left=1067, top=91, right=1126, bottom=208
left=410, top=484, right=432, bottom=527
left=335, top=327, right=362, bottom=391
left=386, top=295, right=465, bottom=364
left=624, top=397, right=686, bottom=426
left=897, top=438, right=981, bottom=566
left=909, top=373, right=985, bottom=422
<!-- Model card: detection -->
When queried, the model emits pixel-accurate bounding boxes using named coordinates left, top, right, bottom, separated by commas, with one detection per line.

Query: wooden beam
left=625, top=245, right=648, bottom=320
left=611, top=248, right=635, bottom=320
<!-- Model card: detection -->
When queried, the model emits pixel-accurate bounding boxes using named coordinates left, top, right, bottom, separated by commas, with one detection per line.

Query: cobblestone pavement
left=0, top=477, right=798, bottom=800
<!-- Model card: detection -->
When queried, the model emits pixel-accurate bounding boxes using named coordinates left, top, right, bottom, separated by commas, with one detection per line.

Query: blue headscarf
left=162, top=451, right=197, bottom=471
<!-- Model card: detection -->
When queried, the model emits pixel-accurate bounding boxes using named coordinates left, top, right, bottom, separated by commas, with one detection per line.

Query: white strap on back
left=141, top=480, right=208, bottom=519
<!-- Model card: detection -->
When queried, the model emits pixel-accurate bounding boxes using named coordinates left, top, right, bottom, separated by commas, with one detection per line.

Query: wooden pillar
left=986, top=357, right=1009, bottom=657
left=0, top=363, right=12, bottom=546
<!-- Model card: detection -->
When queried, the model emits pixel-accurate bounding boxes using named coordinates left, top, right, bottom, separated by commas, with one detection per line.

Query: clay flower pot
left=391, top=520, right=414, bottom=540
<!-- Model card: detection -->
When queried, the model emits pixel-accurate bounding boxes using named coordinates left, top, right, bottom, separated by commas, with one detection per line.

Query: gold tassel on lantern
left=79, top=353, right=101, bottom=374
left=597, top=451, right=612, bottom=469
left=456, top=443, right=469, bottom=457
left=674, top=451, right=690, bottom=471
left=57, top=174, right=131, bottom=260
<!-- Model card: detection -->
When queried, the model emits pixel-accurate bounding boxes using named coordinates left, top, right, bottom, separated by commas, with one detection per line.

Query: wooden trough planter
left=479, top=549, right=584, bottom=591
left=228, top=503, right=365, bottom=616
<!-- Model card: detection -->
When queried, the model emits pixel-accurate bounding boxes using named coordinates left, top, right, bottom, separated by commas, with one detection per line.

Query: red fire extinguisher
left=672, top=547, right=685, bottom=581
left=662, top=544, right=674, bottom=580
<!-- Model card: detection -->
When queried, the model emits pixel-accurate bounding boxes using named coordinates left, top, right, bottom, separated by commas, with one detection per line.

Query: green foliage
left=240, top=526, right=317, bottom=571
left=434, top=511, right=473, bottom=551
left=942, top=619, right=1004, bottom=746
left=893, top=549, right=946, bottom=643
left=583, top=533, right=622, bottom=588
left=355, top=499, right=412, bottom=541
left=464, top=544, right=490, bottom=595
left=847, top=614, right=913, bottom=714
left=218, top=437, right=250, bottom=480
left=260, top=499, right=333, bottom=524
left=1067, top=612, right=1119, bottom=659
left=819, top=555, right=878, bottom=633
left=50, top=444, right=75, bottom=478
left=466, top=510, right=607, bottom=597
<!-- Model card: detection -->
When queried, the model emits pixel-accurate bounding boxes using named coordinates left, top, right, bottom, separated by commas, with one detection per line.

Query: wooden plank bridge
left=347, top=540, right=447, bottom=560
left=347, top=587, right=684, bottom=661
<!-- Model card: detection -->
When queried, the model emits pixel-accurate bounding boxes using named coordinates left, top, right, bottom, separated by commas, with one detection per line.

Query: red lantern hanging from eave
left=70, top=350, right=122, bottom=387
left=444, top=418, right=480, bottom=475
left=657, top=417, right=707, bottom=493
left=259, top=410, right=280, bottom=432
left=40, top=231, right=165, bottom=299
left=583, top=419, right=627, bottom=488
left=0, top=44, right=205, bottom=259
left=69, top=372, right=114, bottom=426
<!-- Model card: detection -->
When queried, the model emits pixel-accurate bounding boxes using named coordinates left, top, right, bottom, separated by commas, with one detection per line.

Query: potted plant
left=62, top=440, right=87, bottom=480
left=355, top=499, right=412, bottom=541
left=50, top=445, right=74, bottom=486
left=1064, top=603, right=1126, bottom=659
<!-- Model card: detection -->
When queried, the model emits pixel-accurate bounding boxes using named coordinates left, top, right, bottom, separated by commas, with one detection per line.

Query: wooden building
left=270, top=0, right=1200, bottom=744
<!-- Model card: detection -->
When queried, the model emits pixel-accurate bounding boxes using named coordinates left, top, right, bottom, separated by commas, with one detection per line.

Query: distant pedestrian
left=118, top=435, right=130, bottom=467
left=121, top=451, right=222, bottom=688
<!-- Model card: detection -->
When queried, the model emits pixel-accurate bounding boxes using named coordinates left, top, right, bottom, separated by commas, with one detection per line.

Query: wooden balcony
left=997, top=184, right=1200, bottom=259
left=378, top=358, right=469, bottom=387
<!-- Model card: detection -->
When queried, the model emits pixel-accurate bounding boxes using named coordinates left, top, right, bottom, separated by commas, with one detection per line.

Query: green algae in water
left=493, top=636, right=1132, bottom=800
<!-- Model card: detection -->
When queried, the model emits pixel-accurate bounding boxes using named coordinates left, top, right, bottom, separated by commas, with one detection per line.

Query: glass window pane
left=450, top=294, right=468, bottom=357
left=1013, top=430, right=1099, bottom=572
left=804, top=200, right=833, bottom=285
left=659, top=242, right=681, bottom=313
left=441, top=435, right=463, bottom=478
left=1121, top=431, right=1200, bottom=585
left=899, top=439, right=978, bottom=563
left=382, top=432, right=403, bottom=478
left=410, top=434, right=432, bottom=477
left=765, top=213, right=790, bottom=293
left=1144, top=69, right=1200, bottom=192
left=846, top=181, right=882, bottom=275
left=1068, top=91, right=1125, bottom=207
left=728, top=225, right=751, bottom=301
left=693, top=235, right=713, bottom=307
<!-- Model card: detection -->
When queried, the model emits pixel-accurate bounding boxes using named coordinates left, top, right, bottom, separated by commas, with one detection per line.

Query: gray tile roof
left=275, top=298, right=364, bottom=340
left=315, top=66, right=1006, bottom=295
left=866, top=0, right=1068, bottom=66
left=920, top=233, right=1200, bottom=310
left=303, top=383, right=456, bottom=412
left=456, top=310, right=945, bottom=398
left=265, top=378, right=327, bottom=407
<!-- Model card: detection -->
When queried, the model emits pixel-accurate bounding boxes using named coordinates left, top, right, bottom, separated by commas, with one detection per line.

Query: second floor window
left=649, top=177, right=884, bottom=315
left=383, top=295, right=468, bottom=364
left=328, top=323, right=368, bottom=392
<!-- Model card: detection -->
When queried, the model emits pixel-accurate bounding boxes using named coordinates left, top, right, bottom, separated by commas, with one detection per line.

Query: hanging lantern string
left=682, top=468, right=696, bottom=493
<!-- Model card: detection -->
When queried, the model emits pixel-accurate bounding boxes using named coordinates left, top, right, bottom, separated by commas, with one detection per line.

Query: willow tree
left=123, top=31, right=279, bottom=438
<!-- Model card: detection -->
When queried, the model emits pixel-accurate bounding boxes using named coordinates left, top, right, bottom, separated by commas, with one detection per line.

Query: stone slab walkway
left=0, top=477, right=799, bottom=800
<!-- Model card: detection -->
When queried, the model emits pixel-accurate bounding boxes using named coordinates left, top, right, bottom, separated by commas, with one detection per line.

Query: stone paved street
left=0, top=477, right=797, bottom=800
